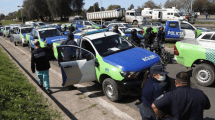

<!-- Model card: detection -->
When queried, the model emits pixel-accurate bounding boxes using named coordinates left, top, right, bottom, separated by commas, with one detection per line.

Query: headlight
left=120, top=71, right=140, bottom=78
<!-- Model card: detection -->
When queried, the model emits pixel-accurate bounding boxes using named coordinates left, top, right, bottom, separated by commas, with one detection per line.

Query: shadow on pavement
left=0, top=44, right=78, bottom=120
left=204, top=118, right=215, bottom=120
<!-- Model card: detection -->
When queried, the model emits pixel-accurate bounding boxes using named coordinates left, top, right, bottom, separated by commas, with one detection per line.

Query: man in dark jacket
left=152, top=71, right=210, bottom=120
left=144, top=27, right=154, bottom=50
left=113, top=25, right=120, bottom=34
left=128, top=29, right=141, bottom=46
left=31, top=40, right=52, bottom=94
left=157, top=26, right=165, bottom=43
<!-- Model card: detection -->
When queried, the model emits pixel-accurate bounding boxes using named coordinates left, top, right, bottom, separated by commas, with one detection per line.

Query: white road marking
left=0, top=37, right=136, bottom=120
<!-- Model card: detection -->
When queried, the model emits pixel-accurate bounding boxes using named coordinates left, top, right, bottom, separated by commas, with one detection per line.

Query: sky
left=0, top=0, right=166, bottom=15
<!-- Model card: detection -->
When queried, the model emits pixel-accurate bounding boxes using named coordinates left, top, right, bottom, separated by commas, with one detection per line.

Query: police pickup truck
left=143, top=20, right=209, bottom=40
left=74, top=20, right=102, bottom=30
left=10, top=27, right=34, bottom=46
left=174, top=32, right=215, bottom=87
left=52, top=29, right=160, bottom=102
left=2, top=26, right=11, bottom=37
left=26, top=27, right=67, bottom=52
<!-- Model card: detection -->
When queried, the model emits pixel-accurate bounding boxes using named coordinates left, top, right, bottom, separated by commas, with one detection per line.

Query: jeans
left=36, top=70, right=50, bottom=90
left=138, top=103, right=157, bottom=120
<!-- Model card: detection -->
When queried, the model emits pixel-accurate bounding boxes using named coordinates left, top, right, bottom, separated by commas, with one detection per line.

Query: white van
left=141, top=8, right=153, bottom=18
left=142, top=7, right=185, bottom=22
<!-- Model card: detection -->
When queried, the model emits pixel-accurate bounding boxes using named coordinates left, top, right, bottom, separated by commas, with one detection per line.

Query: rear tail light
left=143, top=29, right=144, bottom=34
left=174, top=45, right=179, bottom=56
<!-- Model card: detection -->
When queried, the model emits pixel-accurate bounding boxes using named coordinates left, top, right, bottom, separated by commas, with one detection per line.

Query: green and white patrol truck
left=174, top=32, right=215, bottom=86
left=52, top=29, right=160, bottom=102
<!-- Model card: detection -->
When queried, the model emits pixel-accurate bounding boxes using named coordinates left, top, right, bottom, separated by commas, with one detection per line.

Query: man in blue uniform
left=138, top=63, right=175, bottom=120
left=152, top=71, right=211, bottom=120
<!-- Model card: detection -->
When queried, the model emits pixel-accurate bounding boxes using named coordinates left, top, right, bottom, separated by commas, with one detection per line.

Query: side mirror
left=33, top=36, right=38, bottom=39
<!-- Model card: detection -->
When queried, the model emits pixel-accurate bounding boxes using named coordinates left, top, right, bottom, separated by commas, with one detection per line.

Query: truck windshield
left=90, top=21, right=98, bottom=26
left=135, top=12, right=141, bottom=16
left=119, top=28, right=131, bottom=34
left=39, top=29, right=61, bottom=38
left=92, top=35, right=134, bottom=56
left=21, top=28, right=33, bottom=33
left=123, top=24, right=134, bottom=28
left=179, top=12, right=184, bottom=16
left=6, top=27, right=10, bottom=30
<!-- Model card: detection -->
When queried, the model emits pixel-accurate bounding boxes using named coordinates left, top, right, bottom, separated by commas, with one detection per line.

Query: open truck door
left=57, top=45, right=96, bottom=86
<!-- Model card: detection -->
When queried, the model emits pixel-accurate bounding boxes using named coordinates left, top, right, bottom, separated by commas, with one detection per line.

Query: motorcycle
left=140, top=39, right=171, bottom=65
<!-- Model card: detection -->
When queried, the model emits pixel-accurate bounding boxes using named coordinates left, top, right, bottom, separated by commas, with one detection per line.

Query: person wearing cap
left=138, top=63, right=175, bottom=120
left=152, top=71, right=211, bottom=120
left=128, top=29, right=141, bottom=46
left=144, top=27, right=154, bottom=51
left=157, top=26, right=165, bottom=43
left=31, top=39, right=52, bottom=94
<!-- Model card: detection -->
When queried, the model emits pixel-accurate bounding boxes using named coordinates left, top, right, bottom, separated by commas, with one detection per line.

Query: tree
left=128, top=4, right=134, bottom=10
left=107, top=5, right=121, bottom=10
left=143, top=0, right=159, bottom=9
left=87, top=2, right=100, bottom=12
left=0, top=13, right=5, bottom=20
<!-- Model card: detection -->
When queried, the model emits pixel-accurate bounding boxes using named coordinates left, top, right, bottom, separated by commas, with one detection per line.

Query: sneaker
left=46, top=89, right=52, bottom=94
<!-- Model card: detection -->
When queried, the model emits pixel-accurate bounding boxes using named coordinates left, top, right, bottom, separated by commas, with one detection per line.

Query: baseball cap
left=150, top=63, right=168, bottom=75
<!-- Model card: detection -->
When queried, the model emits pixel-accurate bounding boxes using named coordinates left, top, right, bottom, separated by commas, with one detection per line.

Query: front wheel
left=161, top=51, right=171, bottom=65
left=193, top=63, right=215, bottom=86
left=102, top=78, right=122, bottom=102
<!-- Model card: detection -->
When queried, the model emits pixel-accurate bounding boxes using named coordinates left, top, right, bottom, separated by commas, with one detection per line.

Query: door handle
left=64, top=65, right=72, bottom=68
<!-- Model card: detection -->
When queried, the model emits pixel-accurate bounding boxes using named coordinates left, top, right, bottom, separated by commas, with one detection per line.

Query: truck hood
left=41, top=36, right=68, bottom=44
left=102, top=47, right=160, bottom=71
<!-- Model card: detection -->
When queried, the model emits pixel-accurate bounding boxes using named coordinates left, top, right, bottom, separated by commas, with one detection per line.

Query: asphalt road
left=1, top=36, right=215, bottom=119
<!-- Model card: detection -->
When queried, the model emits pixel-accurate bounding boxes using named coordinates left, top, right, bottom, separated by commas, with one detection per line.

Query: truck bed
left=179, top=39, right=199, bottom=45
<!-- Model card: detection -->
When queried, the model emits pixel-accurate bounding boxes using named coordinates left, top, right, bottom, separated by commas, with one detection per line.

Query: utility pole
left=191, top=0, right=193, bottom=13
left=100, top=0, right=102, bottom=25
left=17, top=6, right=24, bottom=25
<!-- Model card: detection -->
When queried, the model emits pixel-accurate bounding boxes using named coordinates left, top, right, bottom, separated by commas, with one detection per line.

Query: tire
left=162, top=51, right=171, bottom=65
left=102, top=78, right=122, bottom=102
left=28, top=43, right=34, bottom=53
left=133, top=21, right=138, bottom=25
left=193, top=63, right=215, bottom=86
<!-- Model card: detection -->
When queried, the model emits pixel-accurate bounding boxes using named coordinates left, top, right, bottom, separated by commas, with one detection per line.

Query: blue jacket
left=141, top=76, right=175, bottom=110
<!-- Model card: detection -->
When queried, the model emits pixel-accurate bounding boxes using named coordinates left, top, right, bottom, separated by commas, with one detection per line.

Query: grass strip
left=0, top=21, right=22, bottom=26
left=0, top=47, right=62, bottom=120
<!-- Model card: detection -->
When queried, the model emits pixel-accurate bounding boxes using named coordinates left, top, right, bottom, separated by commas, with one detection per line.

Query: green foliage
left=107, top=5, right=121, bottom=10
left=0, top=48, right=62, bottom=120
left=0, top=21, right=22, bottom=25
left=87, top=2, right=100, bottom=12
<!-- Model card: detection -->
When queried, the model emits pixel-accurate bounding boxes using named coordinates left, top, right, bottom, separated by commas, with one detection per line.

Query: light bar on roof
left=82, top=28, right=108, bottom=36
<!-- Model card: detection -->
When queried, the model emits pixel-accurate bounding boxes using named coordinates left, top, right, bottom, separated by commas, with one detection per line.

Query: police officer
left=128, top=29, right=141, bottom=46
left=31, top=39, right=52, bottom=94
left=152, top=71, right=211, bottom=120
left=68, top=26, right=75, bottom=33
left=138, top=63, right=175, bottom=120
left=113, top=25, right=120, bottom=34
left=156, top=26, right=165, bottom=43
left=144, top=27, right=154, bottom=50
